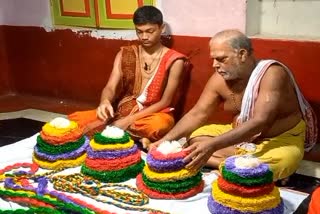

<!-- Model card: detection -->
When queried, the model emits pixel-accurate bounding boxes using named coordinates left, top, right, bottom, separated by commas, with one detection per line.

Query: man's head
left=209, top=29, right=254, bottom=81
left=133, top=6, right=164, bottom=48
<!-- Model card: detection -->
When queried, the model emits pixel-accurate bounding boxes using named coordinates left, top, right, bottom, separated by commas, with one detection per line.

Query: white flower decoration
left=49, top=117, right=71, bottom=128
left=101, top=126, right=125, bottom=138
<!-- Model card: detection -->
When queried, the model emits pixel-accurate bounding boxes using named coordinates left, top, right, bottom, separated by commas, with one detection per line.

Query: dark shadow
left=276, top=173, right=320, bottom=194
left=161, top=22, right=174, bottom=48
left=0, top=118, right=44, bottom=147
left=293, top=193, right=311, bottom=214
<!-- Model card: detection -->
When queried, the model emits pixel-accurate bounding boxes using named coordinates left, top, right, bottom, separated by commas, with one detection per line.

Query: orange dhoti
left=68, top=109, right=174, bottom=141
left=128, top=112, right=175, bottom=141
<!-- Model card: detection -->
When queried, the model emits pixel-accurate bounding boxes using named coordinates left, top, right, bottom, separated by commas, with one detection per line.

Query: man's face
left=210, top=40, right=242, bottom=81
left=135, top=23, right=163, bottom=48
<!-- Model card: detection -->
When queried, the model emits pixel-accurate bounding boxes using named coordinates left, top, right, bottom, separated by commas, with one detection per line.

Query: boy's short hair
left=133, top=5, right=163, bottom=26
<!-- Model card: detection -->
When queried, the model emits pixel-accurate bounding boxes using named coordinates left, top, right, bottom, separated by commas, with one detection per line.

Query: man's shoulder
left=258, top=59, right=288, bottom=71
left=166, top=48, right=186, bottom=58
left=120, top=45, right=138, bottom=51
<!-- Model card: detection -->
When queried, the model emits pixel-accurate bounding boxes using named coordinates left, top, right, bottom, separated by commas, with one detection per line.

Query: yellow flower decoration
left=90, top=139, right=134, bottom=150
left=143, top=165, right=198, bottom=182
left=42, top=121, right=78, bottom=136
left=212, top=181, right=281, bottom=212
left=32, top=153, right=86, bottom=170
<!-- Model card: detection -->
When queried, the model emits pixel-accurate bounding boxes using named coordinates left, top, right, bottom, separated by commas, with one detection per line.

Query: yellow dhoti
left=190, top=120, right=306, bottom=180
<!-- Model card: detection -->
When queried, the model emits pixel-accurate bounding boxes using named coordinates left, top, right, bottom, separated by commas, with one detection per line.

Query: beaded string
left=51, top=173, right=170, bottom=214
left=1, top=177, right=107, bottom=214
left=0, top=163, right=169, bottom=213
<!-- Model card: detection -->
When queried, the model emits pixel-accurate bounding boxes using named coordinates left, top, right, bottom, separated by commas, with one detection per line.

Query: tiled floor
left=1, top=109, right=320, bottom=194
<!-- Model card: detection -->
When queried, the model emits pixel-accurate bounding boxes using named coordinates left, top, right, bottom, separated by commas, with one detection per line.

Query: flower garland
left=207, top=195, right=284, bottom=214
left=0, top=162, right=39, bottom=182
left=211, top=181, right=281, bottom=212
left=52, top=173, right=148, bottom=206
left=90, top=139, right=134, bottom=150
left=1, top=178, right=107, bottom=214
left=0, top=166, right=109, bottom=214
left=81, top=160, right=145, bottom=183
left=0, top=206, right=67, bottom=214
left=0, top=163, right=169, bottom=214
left=221, top=166, right=273, bottom=186
left=51, top=173, right=170, bottom=214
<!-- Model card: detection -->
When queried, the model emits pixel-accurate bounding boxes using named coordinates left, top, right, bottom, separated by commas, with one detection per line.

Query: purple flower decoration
left=36, top=177, right=48, bottom=195
left=224, top=156, right=270, bottom=177
left=4, top=176, right=82, bottom=207
left=87, top=144, right=138, bottom=159
left=34, top=137, right=89, bottom=161
left=207, top=195, right=284, bottom=214
left=146, top=153, right=185, bottom=172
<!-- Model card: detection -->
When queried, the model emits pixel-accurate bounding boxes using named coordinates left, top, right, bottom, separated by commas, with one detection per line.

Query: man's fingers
left=185, top=154, right=201, bottom=170
left=97, top=106, right=107, bottom=121
left=106, top=105, right=114, bottom=118
left=183, top=146, right=197, bottom=163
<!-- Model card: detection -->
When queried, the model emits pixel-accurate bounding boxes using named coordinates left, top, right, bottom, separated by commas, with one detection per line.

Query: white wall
left=0, top=0, right=52, bottom=29
left=161, top=0, right=246, bottom=37
left=247, top=0, right=320, bottom=39
left=0, top=0, right=247, bottom=39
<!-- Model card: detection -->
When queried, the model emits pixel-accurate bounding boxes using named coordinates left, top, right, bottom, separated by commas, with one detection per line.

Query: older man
left=153, top=29, right=317, bottom=181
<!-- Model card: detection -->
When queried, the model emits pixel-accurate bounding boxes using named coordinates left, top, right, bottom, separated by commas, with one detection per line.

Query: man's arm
left=157, top=72, right=223, bottom=142
left=97, top=51, right=122, bottom=120
left=209, top=65, right=287, bottom=149
left=184, top=65, right=289, bottom=170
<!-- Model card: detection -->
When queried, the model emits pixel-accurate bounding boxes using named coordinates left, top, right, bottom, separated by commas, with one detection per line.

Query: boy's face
left=135, top=23, right=164, bottom=48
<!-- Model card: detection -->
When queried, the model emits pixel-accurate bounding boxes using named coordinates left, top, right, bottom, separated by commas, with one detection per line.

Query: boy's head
left=133, top=5, right=163, bottom=26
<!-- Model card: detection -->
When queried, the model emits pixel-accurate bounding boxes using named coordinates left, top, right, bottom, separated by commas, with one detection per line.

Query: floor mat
left=0, top=118, right=319, bottom=195
left=0, top=118, right=44, bottom=147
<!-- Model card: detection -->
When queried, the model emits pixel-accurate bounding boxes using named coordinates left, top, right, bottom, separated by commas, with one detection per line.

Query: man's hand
left=148, top=140, right=163, bottom=150
left=97, top=100, right=114, bottom=121
left=183, top=138, right=215, bottom=171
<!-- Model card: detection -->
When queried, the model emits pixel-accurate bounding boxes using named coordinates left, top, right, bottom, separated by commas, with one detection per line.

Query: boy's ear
left=161, top=24, right=166, bottom=34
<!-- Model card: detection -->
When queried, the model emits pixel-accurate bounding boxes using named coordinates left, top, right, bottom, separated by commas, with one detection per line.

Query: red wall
left=0, top=26, right=11, bottom=95
left=1, top=26, right=320, bottom=126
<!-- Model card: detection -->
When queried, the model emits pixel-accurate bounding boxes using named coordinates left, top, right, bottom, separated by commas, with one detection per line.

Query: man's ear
left=239, top=49, right=248, bottom=62
left=161, top=24, right=166, bottom=34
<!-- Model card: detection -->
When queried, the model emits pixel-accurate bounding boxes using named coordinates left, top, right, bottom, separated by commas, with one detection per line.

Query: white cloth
left=0, top=134, right=308, bottom=213
left=237, top=59, right=318, bottom=152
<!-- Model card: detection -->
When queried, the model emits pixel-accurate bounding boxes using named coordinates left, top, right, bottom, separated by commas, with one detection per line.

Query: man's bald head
left=210, top=29, right=253, bottom=55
